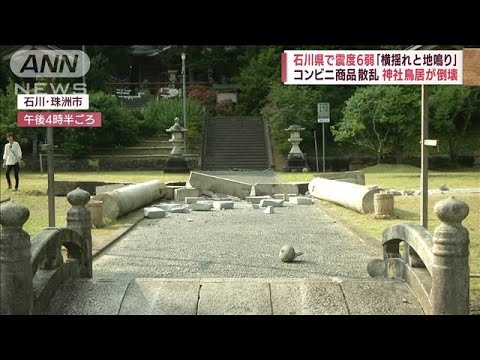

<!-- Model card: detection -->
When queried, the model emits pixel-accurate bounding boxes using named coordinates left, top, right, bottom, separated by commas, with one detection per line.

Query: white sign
left=282, top=50, right=463, bottom=85
left=17, top=94, right=89, bottom=110
left=318, top=102, right=330, bottom=123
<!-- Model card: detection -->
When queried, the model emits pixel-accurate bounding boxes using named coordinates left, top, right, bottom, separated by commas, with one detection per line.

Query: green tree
left=236, top=46, right=282, bottom=115
left=430, top=86, right=480, bottom=160
left=57, top=92, right=139, bottom=159
left=261, top=84, right=317, bottom=155
left=332, top=85, right=420, bottom=163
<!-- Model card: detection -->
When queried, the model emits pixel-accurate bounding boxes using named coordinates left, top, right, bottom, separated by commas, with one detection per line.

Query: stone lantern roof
left=166, top=117, right=187, bottom=133
left=285, top=124, right=305, bottom=132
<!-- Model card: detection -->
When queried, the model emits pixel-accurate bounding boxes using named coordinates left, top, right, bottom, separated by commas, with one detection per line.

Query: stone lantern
left=164, top=117, right=189, bottom=173
left=284, top=124, right=308, bottom=172
left=168, top=70, right=178, bottom=87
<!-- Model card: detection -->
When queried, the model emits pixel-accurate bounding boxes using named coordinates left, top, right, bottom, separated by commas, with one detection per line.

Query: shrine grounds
left=1, top=164, right=478, bottom=310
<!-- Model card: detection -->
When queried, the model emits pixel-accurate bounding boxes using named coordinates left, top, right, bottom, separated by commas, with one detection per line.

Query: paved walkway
left=45, top=277, right=423, bottom=315
left=45, top=170, right=424, bottom=315
left=47, top=199, right=424, bottom=314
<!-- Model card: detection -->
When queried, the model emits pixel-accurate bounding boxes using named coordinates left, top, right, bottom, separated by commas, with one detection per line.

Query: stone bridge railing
left=368, top=196, right=470, bottom=315
left=0, top=188, right=92, bottom=315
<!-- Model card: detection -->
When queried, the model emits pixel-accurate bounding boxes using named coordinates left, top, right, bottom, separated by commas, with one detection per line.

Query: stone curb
left=92, top=209, right=145, bottom=260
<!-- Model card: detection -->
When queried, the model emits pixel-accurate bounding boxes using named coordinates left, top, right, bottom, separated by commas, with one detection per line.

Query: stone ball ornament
left=0, top=201, right=30, bottom=228
left=279, top=245, right=304, bottom=263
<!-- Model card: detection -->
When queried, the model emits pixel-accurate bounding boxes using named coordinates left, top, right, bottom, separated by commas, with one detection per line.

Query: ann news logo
left=10, top=50, right=90, bottom=78
left=9, top=49, right=91, bottom=95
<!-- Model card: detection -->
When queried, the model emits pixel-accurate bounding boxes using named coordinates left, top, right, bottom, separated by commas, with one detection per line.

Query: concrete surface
left=45, top=277, right=424, bottom=315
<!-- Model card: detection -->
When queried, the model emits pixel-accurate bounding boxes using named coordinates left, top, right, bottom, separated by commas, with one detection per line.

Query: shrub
left=143, top=98, right=205, bottom=149
left=214, top=99, right=236, bottom=116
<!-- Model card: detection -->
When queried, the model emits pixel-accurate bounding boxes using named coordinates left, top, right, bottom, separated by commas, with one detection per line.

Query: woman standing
left=3, top=132, right=22, bottom=191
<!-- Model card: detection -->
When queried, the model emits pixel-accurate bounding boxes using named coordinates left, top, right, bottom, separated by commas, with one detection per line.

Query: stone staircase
left=202, top=117, right=271, bottom=170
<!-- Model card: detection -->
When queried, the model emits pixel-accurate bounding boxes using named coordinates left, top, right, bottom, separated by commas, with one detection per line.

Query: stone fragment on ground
left=289, top=196, right=313, bottom=205
left=144, top=207, right=166, bottom=219
left=184, top=197, right=205, bottom=204
left=174, top=188, right=201, bottom=201
left=263, top=206, right=274, bottom=214
left=245, top=196, right=271, bottom=204
left=259, top=199, right=284, bottom=207
left=169, top=205, right=190, bottom=213
left=439, top=184, right=449, bottom=191
left=189, top=202, right=213, bottom=211
left=213, top=201, right=234, bottom=210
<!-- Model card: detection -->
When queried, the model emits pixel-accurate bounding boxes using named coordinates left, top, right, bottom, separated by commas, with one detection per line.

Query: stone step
left=44, top=277, right=424, bottom=315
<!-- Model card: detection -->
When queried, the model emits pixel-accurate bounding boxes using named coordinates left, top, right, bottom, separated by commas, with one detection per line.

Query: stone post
left=431, top=196, right=470, bottom=315
left=0, top=201, right=33, bottom=315
left=66, top=187, right=92, bottom=278
left=374, top=193, right=394, bottom=218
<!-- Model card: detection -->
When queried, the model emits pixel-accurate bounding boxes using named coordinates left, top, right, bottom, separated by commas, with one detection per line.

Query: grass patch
left=1, top=170, right=190, bottom=237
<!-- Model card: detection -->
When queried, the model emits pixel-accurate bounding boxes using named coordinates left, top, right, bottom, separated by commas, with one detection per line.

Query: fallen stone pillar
left=308, top=178, right=381, bottom=214
left=188, top=172, right=252, bottom=199
left=93, top=180, right=166, bottom=221
left=313, top=170, right=365, bottom=186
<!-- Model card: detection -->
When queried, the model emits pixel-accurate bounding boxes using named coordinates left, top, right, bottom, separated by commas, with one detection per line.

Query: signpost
left=318, top=102, right=330, bottom=173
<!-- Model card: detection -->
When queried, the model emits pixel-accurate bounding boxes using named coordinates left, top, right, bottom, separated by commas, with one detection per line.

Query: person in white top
left=3, top=132, right=22, bottom=191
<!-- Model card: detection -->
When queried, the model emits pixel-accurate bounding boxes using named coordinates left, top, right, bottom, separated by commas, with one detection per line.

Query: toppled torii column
left=308, top=177, right=382, bottom=214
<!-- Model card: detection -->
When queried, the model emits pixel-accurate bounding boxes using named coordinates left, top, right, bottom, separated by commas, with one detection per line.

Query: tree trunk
left=394, top=138, right=403, bottom=164
left=448, top=139, right=458, bottom=162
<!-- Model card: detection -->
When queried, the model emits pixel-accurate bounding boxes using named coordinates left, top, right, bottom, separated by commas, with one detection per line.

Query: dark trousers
left=6, top=163, right=19, bottom=189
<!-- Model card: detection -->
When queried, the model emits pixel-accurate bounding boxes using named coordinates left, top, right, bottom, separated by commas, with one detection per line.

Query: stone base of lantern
left=284, top=154, right=308, bottom=172
left=164, top=156, right=190, bottom=173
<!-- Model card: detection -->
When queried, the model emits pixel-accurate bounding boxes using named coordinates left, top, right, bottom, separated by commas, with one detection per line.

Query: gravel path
left=93, top=200, right=381, bottom=281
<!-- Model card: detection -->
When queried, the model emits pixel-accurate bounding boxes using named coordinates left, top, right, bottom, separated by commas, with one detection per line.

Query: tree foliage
left=236, top=46, right=282, bottom=115
left=331, top=86, right=420, bottom=163
left=430, top=86, right=480, bottom=159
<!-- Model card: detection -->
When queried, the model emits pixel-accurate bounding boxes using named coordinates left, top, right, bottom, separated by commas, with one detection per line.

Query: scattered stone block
left=259, top=199, right=284, bottom=207
left=245, top=196, right=271, bottom=204
left=174, top=188, right=201, bottom=201
left=251, top=204, right=260, bottom=209
left=272, top=194, right=286, bottom=201
left=251, top=183, right=299, bottom=197
left=184, top=197, right=205, bottom=204
left=144, top=207, right=166, bottom=219
left=169, top=205, right=190, bottom=213
left=212, top=197, right=232, bottom=201
left=202, top=190, right=215, bottom=197
left=166, top=186, right=184, bottom=200
left=263, top=206, right=274, bottom=214
left=213, top=201, right=234, bottom=210
left=289, top=196, right=313, bottom=205
left=439, top=184, right=449, bottom=191
left=189, top=202, right=212, bottom=211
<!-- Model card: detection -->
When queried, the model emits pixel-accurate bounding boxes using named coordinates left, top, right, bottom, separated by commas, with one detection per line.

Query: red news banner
left=17, top=111, right=102, bottom=127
